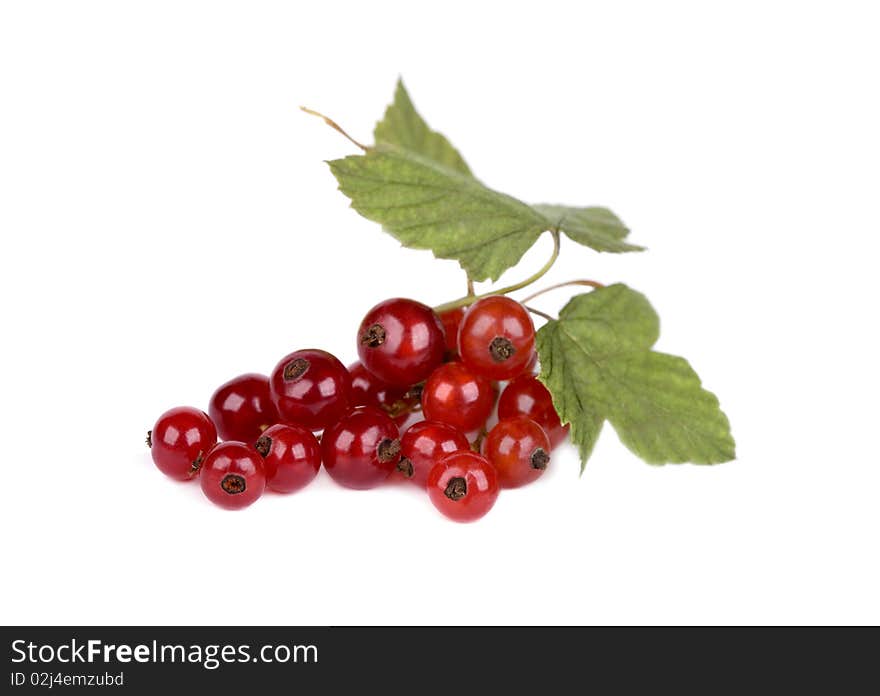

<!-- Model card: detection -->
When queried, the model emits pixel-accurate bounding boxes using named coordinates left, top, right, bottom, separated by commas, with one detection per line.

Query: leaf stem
left=300, top=106, right=368, bottom=151
left=520, top=279, right=605, bottom=304
left=434, top=231, right=561, bottom=314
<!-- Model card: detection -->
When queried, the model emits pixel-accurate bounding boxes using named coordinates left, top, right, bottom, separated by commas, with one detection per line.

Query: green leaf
left=326, top=80, right=643, bottom=281
left=329, top=146, right=549, bottom=282
left=533, top=205, right=645, bottom=253
left=374, top=79, right=472, bottom=177
left=536, top=284, right=735, bottom=470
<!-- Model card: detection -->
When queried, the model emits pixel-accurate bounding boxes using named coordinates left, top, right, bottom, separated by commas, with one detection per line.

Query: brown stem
left=470, top=428, right=488, bottom=453
left=300, top=106, right=368, bottom=151
left=520, top=279, right=605, bottom=304
left=524, top=305, right=555, bottom=322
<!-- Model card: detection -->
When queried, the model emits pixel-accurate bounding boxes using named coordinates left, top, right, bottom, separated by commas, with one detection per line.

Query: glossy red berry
left=524, top=349, right=538, bottom=374
left=421, top=362, right=495, bottom=432
left=398, top=420, right=470, bottom=486
left=498, top=374, right=569, bottom=448
left=269, top=349, right=352, bottom=431
left=209, top=373, right=278, bottom=442
left=199, top=441, right=266, bottom=510
left=322, top=407, right=402, bottom=490
left=254, top=424, right=321, bottom=494
left=147, top=406, right=217, bottom=481
left=427, top=451, right=500, bottom=523
left=484, top=416, right=551, bottom=488
left=349, top=361, right=419, bottom=426
left=439, top=307, right=465, bottom=357
left=357, top=298, right=445, bottom=387
left=458, top=296, right=536, bottom=380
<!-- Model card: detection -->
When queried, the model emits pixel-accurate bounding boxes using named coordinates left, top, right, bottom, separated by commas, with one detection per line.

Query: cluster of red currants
left=147, top=295, right=568, bottom=522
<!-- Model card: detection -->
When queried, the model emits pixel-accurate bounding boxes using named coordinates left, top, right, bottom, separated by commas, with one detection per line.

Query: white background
left=1, top=1, right=878, bottom=625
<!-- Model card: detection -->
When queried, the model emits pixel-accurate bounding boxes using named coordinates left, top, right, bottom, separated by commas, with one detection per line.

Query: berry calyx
left=421, top=361, right=495, bottom=432
left=254, top=423, right=321, bottom=494
left=199, top=441, right=266, bottom=510
left=357, top=298, right=445, bottom=387
left=426, top=450, right=500, bottom=522
left=458, top=296, right=536, bottom=380
left=321, top=407, right=402, bottom=489
left=484, top=416, right=551, bottom=488
left=497, top=373, right=569, bottom=448
left=349, top=361, right=419, bottom=426
left=269, top=349, right=352, bottom=431
left=208, top=373, right=279, bottom=442
left=148, top=407, right=217, bottom=481
left=398, top=420, right=470, bottom=486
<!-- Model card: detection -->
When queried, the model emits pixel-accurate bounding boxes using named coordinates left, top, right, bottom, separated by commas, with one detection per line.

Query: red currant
left=458, top=296, right=536, bottom=380
left=254, top=423, right=321, bottom=494
left=208, top=373, right=278, bottom=442
left=147, top=406, right=217, bottom=481
left=427, top=451, right=500, bottom=522
left=199, top=441, right=266, bottom=510
left=357, top=298, right=445, bottom=386
left=439, top=307, right=465, bottom=357
left=398, top=420, right=469, bottom=486
left=421, top=362, right=495, bottom=432
left=269, top=349, right=352, bottom=431
left=484, top=416, right=551, bottom=488
left=498, top=374, right=569, bottom=448
left=349, top=361, right=419, bottom=426
left=321, top=407, right=401, bottom=489
left=524, top=349, right=538, bottom=374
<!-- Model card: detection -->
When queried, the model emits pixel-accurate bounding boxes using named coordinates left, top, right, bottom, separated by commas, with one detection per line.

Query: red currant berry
left=321, top=407, right=402, bottom=490
left=208, top=373, right=278, bottom=442
left=524, top=349, right=538, bottom=374
left=199, top=441, right=266, bottom=510
left=269, top=349, right=352, bottom=431
left=349, top=362, right=419, bottom=426
left=421, top=362, right=495, bottom=432
left=484, top=416, right=551, bottom=488
left=398, top=420, right=469, bottom=486
left=458, top=296, right=536, bottom=380
left=439, top=307, right=465, bottom=357
left=254, top=424, right=321, bottom=494
left=147, top=406, right=217, bottom=481
left=498, top=374, right=569, bottom=448
left=357, top=298, right=445, bottom=387
left=427, top=451, right=499, bottom=523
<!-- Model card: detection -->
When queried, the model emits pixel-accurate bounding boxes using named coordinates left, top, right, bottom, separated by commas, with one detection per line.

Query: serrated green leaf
left=536, top=284, right=735, bottom=469
left=551, top=282, right=659, bottom=358
left=329, top=146, right=549, bottom=282
left=536, top=321, right=605, bottom=468
left=327, top=81, right=643, bottom=280
left=374, top=79, right=472, bottom=177
left=533, top=205, right=644, bottom=253
left=603, top=351, right=735, bottom=464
